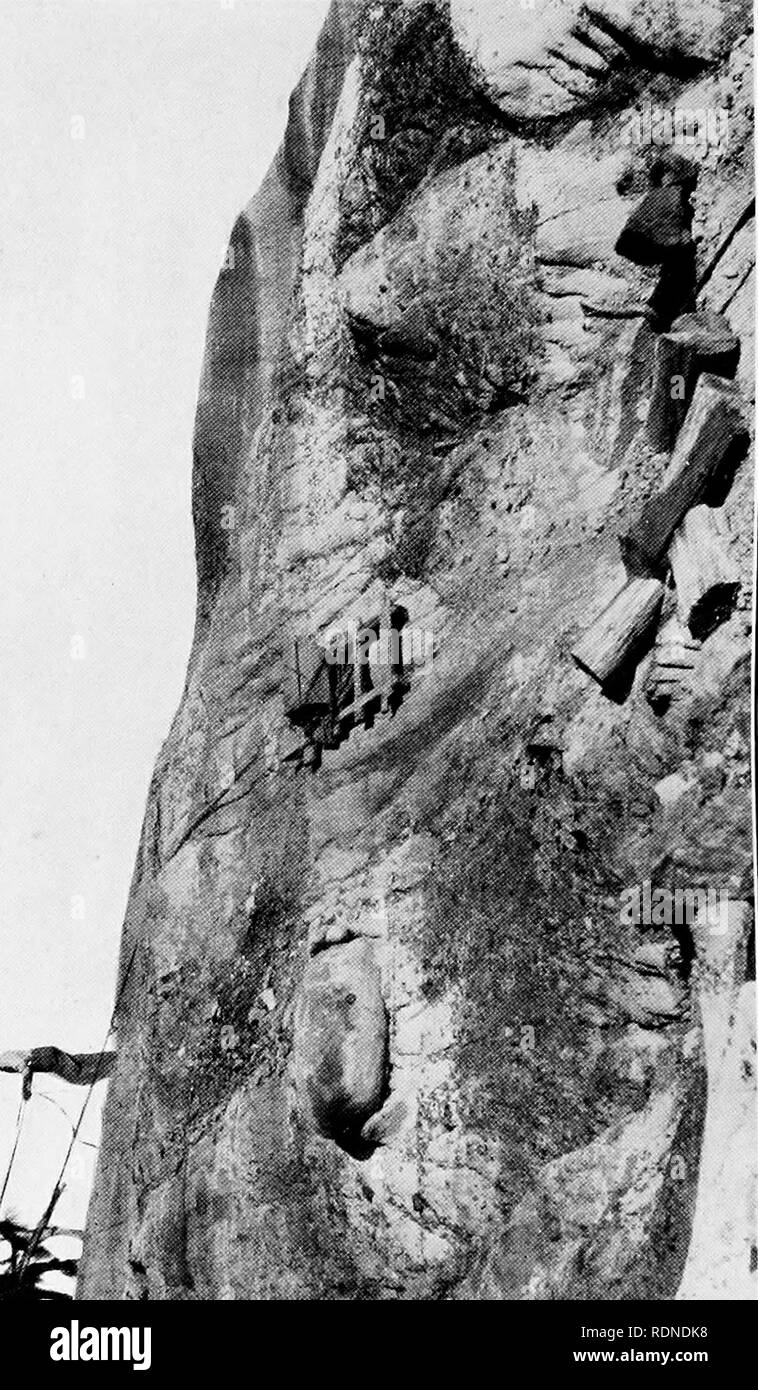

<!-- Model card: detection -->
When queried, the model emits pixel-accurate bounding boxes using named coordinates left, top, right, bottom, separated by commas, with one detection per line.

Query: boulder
left=293, top=938, right=389, bottom=1153
left=449, top=0, right=747, bottom=122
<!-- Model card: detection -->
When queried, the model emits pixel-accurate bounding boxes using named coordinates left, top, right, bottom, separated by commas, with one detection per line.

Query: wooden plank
left=646, top=311, right=739, bottom=454
left=620, top=374, right=748, bottom=574
left=283, top=634, right=331, bottom=724
left=571, top=576, right=665, bottom=688
left=337, top=687, right=382, bottom=724
left=366, top=629, right=396, bottom=705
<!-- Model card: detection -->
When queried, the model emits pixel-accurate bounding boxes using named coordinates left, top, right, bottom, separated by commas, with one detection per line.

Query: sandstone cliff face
left=80, top=0, right=755, bottom=1300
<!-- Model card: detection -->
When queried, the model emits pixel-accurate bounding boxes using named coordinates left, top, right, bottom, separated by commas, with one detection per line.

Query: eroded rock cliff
left=80, top=0, right=755, bottom=1300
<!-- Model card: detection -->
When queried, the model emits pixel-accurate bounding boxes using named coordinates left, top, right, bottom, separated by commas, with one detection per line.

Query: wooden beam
left=0, top=1048, right=115, bottom=1093
left=337, top=687, right=382, bottom=725
left=571, top=576, right=665, bottom=688
left=365, top=626, right=397, bottom=709
left=283, top=636, right=331, bottom=725
left=620, top=374, right=748, bottom=575
left=668, top=504, right=741, bottom=640
left=646, top=311, right=739, bottom=454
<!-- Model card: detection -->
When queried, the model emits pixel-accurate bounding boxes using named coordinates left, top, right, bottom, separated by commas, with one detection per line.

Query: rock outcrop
left=80, top=0, right=755, bottom=1300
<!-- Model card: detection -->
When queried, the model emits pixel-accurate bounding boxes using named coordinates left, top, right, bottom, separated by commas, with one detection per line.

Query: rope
left=35, top=1091, right=99, bottom=1151
left=0, top=1093, right=27, bottom=1213
left=17, top=937, right=140, bottom=1279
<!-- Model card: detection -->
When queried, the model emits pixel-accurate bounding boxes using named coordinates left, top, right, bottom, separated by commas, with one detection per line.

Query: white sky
left=0, top=0, right=330, bottom=1270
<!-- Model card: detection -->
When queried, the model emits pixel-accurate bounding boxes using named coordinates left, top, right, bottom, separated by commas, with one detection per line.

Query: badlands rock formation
left=80, top=0, right=755, bottom=1299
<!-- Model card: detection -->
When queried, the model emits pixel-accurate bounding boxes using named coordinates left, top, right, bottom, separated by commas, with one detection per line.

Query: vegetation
left=0, top=1216, right=77, bottom=1302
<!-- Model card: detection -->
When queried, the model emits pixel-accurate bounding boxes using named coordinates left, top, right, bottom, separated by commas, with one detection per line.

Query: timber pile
left=573, top=346, right=748, bottom=696
left=575, top=160, right=750, bottom=699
